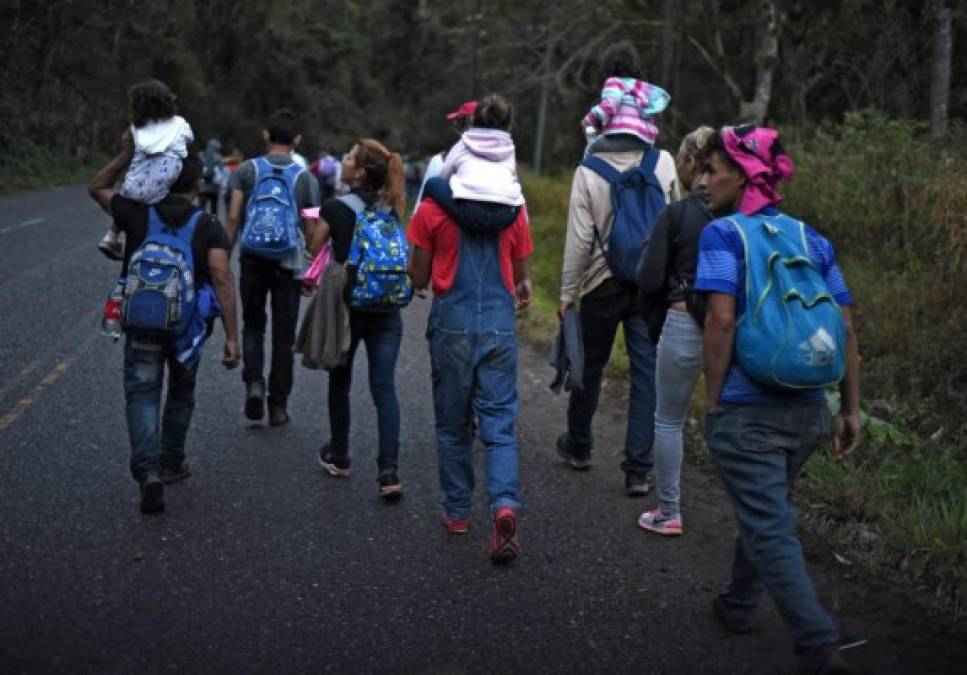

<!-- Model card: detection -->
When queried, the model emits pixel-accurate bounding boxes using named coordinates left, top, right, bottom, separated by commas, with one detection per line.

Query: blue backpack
left=581, top=148, right=666, bottom=284
left=342, top=195, right=413, bottom=311
left=241, top=157, right=303, bottom=260
left=122, top=206, right=201, bottom=337
left=729, top=213, right=847, bottom=390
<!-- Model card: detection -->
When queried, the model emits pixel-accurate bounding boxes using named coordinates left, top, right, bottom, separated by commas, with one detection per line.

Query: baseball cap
left=445, top=101, right=478, bottom=121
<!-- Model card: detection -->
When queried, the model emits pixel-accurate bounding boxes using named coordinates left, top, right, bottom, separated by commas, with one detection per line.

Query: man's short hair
left=170, top=155, right=203, bottom=195
left=266, top=109, right=299, bottom=145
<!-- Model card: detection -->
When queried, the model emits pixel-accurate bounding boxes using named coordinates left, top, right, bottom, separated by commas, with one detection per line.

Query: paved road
left=0, top=186, right=963, bottom=674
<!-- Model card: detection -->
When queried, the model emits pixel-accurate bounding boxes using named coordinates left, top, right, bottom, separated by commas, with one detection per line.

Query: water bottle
left=100, top=279, right=124, bottom=342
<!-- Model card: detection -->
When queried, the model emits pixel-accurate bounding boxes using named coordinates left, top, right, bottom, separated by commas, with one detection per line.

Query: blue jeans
left=653, top=309, right=704, bottom=515
left=429, top=326, right=520, bottom=518
left=704, top=401, right=839, bottom=656
left=426, top=227, right=521, bottom=518
left=421, top=176, right=519, bottom=233
left=566, top=278, right=657, bottom=475
left=328, top=310, right=403, bottom=474
left=123, top=337, right=199, bottom=482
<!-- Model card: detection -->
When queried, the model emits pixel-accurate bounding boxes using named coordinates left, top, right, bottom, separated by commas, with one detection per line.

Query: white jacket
left=131, top=115, right=193, bottom=158
left=440, top=129, right=524, bottom=206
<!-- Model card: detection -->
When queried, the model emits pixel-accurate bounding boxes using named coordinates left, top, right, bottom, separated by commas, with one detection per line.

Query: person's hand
left=516, top=279, right=533, bottom=310
left=557, top=301, right=572, bottom=321
left=222, top=339, right=240, bottom=369
left=414, top=287, right=429, bottom=299
left=833, top=413, right=861, bottom=459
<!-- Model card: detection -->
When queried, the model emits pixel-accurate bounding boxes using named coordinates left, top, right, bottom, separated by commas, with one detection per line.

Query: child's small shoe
left=98, top=230, right=124, bottom=261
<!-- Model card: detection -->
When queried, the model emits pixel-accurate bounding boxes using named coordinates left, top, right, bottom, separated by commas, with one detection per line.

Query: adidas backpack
left=729, top=212, right=846, bottom=389
left=342, top=195, right=413, bottom=311
left=122, top=206, right=201, bottom=336
left=581, top=148, right=667, bottom=284
left=240, top=157, right=303, bottom=260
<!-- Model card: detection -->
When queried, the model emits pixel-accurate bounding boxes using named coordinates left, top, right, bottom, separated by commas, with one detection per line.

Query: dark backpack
left=581, top=148, right=666, bottom=284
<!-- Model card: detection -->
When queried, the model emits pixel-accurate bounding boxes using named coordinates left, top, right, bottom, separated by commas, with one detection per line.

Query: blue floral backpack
left=340, top=195, right=413, bottom=311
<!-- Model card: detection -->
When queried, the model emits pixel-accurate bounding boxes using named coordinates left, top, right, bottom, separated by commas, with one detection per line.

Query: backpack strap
left=337, top=193, right=366, bottom=216
left=638, top=147, right=660, bottom=175
left=579, top=155, right=622, bottom=185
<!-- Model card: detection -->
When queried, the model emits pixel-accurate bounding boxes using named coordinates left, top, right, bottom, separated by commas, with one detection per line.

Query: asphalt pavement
left=0, top=186, right=963, bottom=674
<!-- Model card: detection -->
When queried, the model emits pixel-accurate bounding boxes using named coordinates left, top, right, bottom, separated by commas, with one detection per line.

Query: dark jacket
left=548, top=306, right=584, bottom=394
left=635, top=189, right=714, bottom=340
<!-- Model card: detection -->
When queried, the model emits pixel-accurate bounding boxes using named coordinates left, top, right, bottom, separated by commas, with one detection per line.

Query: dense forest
left=0, top=0, right=963, bottom=171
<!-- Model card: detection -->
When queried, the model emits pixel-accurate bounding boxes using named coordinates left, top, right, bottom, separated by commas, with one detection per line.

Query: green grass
left=518, top=120, right=967, bottom=612
left=0, top=140, right=106, bottom=192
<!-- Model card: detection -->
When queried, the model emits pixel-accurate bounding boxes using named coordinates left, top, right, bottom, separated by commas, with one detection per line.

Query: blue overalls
left=426, top=229, right=521, bottom=519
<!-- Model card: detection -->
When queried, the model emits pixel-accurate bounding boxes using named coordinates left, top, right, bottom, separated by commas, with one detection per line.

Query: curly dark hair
left=601, top=40, right=642, bottom=79
left=128, top=79, right=177, bottom=128
left=473, top=93, right=513, bottom=131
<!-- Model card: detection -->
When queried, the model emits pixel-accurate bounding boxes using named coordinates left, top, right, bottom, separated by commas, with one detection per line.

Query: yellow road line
left=0, top=359, right=71, bottom=431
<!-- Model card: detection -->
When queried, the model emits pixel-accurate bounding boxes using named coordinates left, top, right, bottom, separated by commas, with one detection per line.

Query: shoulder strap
left=146, top=205, right=164, bottom=236
left=638, top=147, right=660, bottom=175
left=337, top=194, right=366, bottom=216
left=580, top=155, right=622, bottom=185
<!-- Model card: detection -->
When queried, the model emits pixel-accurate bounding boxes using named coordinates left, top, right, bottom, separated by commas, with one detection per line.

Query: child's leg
left=451, top=200, right=519, bottom=232
left=120, top=155, right=183, bottom=204
left=420, top=176, right=459, bottom=213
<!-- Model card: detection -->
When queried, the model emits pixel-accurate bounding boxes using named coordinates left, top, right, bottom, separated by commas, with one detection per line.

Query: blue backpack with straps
left=581, top=148, right=666, bottom=284
left=122, top=206, right=201, bottom=337
left=342, top=195, right=413, bottom=311
left=729, top=212, right=847, bottom=390
left=241, top=157, right=303, bottom=260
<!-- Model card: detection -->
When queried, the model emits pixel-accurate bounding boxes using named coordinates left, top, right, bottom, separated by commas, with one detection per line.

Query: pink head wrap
left=721, top=126, right=795, bottom=215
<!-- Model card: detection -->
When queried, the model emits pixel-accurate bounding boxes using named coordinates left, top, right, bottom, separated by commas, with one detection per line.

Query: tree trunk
left=931, top=0, right=954, bottom=138
left=532, top=26, right=554, bottom=174
left=741, top=0, right=780, bottom=124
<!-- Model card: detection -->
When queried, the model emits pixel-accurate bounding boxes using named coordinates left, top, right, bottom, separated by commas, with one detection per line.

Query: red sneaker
left=489, top=507, right=520, bottom=564
left=441, top=512, right=470, bottom=535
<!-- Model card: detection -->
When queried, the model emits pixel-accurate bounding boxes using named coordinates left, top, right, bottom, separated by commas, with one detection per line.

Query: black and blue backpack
left=240, top=157, right=304, bottom=260
left=581, top=148, right=666, bottom=284
left=122, top=206, right=200, bottom=337
left=729, top=212, right=846, bottom=389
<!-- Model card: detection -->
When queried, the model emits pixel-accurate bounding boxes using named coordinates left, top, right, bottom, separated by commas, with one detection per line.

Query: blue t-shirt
left=694, top=206, right=853, bottom=404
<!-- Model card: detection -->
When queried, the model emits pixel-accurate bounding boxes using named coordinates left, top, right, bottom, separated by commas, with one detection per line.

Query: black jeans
left=566, top=278, right=657, bottom=475
left=240, top=255, right=302, bottom=405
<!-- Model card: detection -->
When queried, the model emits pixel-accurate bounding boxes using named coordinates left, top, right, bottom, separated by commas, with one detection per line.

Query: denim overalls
left=426, top=229, right=521, bottom=519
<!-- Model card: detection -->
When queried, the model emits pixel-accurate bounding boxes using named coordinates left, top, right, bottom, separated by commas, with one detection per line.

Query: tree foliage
left=0, top=0, right=963, bottom=171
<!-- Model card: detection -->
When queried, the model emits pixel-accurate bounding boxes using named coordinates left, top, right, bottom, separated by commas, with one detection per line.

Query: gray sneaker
left=556, top=433, right=592, bottom=470
left=625, top=472, right=652, bottom=497
left=159, top=462, right=191, bottom=485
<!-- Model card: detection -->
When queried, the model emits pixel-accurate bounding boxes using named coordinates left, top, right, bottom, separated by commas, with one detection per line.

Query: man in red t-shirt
left=408, top=198, right=533, bottom=564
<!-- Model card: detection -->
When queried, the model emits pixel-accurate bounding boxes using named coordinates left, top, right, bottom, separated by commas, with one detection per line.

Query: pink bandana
left=722, top=126, right=795, bottom=215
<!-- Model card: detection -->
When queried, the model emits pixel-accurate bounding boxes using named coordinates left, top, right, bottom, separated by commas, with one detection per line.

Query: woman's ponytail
left=381, top=152, right=405, bottom=216
left=356, top=138, right=406, bottom=216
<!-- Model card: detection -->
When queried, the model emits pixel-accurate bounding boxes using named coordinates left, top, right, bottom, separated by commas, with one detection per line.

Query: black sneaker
left=799, top=638, right=868, bottom=675
left=318, top=444, right=351, bottom=477
left=556, top=433, right=592, bottom=470
left=139, top=473, right=165, bottom=514
left=712, top=596, right=757, bottom=635
left=378, top=472, right=402, bottom=500
left=625, top=472, right=652, bottom=497
left=159, top=461, right=191, bottom=485
left=245, top=381, right=265, bottom=421
left=268, top=403, right=290, bottom=427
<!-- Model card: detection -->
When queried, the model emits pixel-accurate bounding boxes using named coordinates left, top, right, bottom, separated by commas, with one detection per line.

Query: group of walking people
left=88, top=38, right=863, bottom=673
